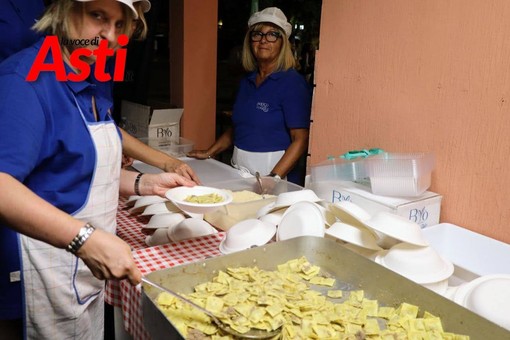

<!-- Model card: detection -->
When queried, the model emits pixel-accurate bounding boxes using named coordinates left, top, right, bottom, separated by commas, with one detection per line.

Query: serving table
left=105, top=198, right=225, bottom=339
left=106, top=158, right=241, bottom=339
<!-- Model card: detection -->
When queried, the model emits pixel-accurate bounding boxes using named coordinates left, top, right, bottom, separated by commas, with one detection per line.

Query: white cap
left=248, top=7, right=292, bottom=37
left=75, top=0, right=151, bottom=19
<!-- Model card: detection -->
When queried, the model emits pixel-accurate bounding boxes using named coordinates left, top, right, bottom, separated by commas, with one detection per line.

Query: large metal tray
left=142, top=236, right=510, bottom=339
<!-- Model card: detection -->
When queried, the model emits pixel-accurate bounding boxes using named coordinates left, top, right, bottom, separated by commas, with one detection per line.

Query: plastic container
left=203, top=178, right=303, bottom=230
left=139, top=137, right=194, bottom=157
left=423, top=223, right=510, bottom=285
left=364, top=153, right=435, bottom=197
left=309, top=149, right=385, bottom=184
left=310, top=157, right=367, bottom=183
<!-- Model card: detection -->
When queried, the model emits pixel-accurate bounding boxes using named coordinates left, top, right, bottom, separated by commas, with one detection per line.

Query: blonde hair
left=33, top=0, right=148, bottom=41
left=241, top=23, right=297, bottom=72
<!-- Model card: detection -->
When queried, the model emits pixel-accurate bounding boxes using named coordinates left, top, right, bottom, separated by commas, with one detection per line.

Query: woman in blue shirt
left=188, top=7, right=312, bottom=185
left=0, top=0, right=195, bottom=338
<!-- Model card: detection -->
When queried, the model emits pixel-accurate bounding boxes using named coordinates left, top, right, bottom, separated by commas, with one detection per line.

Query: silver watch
left=66, top=223, right=95, bottom=255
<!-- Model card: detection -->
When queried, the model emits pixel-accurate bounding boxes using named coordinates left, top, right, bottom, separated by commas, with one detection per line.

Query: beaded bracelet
left=134, top=172, right=144, bottom=196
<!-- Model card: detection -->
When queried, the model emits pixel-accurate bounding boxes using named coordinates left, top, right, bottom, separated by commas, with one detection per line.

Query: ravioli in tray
left=154, top=256, right=469, bottom=339
left=142, top=237, right=510, bottom=340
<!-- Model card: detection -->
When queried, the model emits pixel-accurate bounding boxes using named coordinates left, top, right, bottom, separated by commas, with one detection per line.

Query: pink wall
left=311, top=0, right=510, bottom=243
left=169, top=0, right=218, bottom=149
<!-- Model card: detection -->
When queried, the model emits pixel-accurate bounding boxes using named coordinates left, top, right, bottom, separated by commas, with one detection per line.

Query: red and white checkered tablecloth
left=105, top=197, right=225, bottom=339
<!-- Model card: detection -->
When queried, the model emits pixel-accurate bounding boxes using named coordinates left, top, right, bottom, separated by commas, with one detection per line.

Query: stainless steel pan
left=142, top=236, right=510, bottom=339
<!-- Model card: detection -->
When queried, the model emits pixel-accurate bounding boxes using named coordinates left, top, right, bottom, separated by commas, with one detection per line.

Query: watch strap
left=66, top=223, right=95, bottom=255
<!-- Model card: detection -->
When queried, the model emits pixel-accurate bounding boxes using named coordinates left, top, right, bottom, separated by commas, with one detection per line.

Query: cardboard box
left=306, top=178, right=442, bottom=228
left=120, top=100, right=183, bottom=141
left=139, top=137, right=194, bottom=158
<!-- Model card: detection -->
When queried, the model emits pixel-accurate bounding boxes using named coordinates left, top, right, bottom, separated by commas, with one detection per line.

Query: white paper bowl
left=267, top=189, right=321, bottom=213
left=276, top=201, right=325, bottom=241
left=125, top=195, right=142, bottom=207
left=141, top=201, right=181, bottom=216
left=341, top=242, right=380, bottom=258
left=219, top=219, right=276, bottom=254
left=146, top=212, right=186, bottom=229
left=129, top=195, right=168, bottom=215
left=145, top=228, right=171, bottom=246
left=362, top=211, right=429, bottom=247
left=325, top=222, right=382, bottom=251
left=377, top=242, right=454, bottom=284
left=314, top=201, right=338, bottom=226
left=165, top=186, right=233, bottom=214
left=168, top=218, right=217, bottom=242
left=256, top=201, right=279, bottom=218
left=422, top=278, right=449, bottom=295
left=453, top=274, right=510, bottom=330
left=258, top=208, right=286, bottom=227
left=329, top=201, right=371, bottom=229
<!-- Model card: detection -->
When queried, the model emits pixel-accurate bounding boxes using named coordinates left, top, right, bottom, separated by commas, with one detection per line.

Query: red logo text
left=26, top=35, right=129, bottom=82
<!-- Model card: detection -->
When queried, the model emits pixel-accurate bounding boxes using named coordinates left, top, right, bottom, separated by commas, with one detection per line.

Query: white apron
left=20, top=95, right=121, bottom=339
left=231, top=146, right=285, bottom=177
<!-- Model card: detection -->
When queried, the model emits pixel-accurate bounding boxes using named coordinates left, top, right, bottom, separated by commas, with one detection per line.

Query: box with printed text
left=120, top=100, right=183, bottom=143
left=306, top=179, right=442, bottom=228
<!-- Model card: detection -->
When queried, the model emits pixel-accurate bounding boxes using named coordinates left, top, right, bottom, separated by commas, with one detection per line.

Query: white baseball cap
left=75, top=0, right=151, bottom=19
left=248, top=7, right=292, bottom=37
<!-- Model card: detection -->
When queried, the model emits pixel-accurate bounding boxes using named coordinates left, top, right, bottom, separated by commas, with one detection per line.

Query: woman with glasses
left=188, top=7, right=312, bottom=185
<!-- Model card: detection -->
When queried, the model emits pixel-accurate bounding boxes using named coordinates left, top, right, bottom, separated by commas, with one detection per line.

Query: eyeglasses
left=250, top=31, right=282, bottom=42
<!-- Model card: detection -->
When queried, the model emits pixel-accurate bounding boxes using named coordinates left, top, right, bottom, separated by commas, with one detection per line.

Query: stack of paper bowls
left=373, top=242, right=454, bottom=294
left=168, top=218, right=217, bottom=242
left=361, top=211, right=429, bottom=249
left=276, top=201, right=326, bottom=241
left=255, top=190, right=330, bottom=241
left=129, top=195, right=169, bottom=215
left=325, top=221, right=382, bottom=257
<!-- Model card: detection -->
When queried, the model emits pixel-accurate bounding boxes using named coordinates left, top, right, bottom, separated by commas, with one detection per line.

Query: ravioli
left=154, top=256, right=470, bottom=339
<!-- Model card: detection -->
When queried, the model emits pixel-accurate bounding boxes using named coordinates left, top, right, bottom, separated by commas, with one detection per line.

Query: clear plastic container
left=203, top=178, right=303, bottom=230
left=310, top=157, right=368, bottom=183
left=364, top=153, right=435, bottom=197
left=309, top=149, right=385, bottom=184
left=139, top=137, right=194, bottom=157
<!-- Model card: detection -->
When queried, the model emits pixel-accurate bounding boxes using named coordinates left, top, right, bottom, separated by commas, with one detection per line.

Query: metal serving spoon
left=255, top=172, right=267, bottom=195
left=142, top=277, right=282, bottom=339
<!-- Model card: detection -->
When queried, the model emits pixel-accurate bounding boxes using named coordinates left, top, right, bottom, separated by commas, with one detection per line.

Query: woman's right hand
left=76, top=229, right=141, bottom=286
left=186, top=149, right=212, bottom=160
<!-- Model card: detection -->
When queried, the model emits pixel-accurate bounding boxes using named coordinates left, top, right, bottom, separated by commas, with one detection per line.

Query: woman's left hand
left=163, top=159, right=201, bottom=184
left=143, top=172, right=196, bottom=197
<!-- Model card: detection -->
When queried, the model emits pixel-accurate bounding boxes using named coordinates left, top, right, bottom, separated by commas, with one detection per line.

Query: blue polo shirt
left=232, top=68, right=312, bottom=152
left=0, top=0, right=45, bottom=63
left=0, top=37, right=118, bottom=319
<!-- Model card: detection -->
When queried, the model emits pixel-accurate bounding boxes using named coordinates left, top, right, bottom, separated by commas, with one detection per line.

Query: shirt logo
left=256, top=102, right=269, bottom=112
